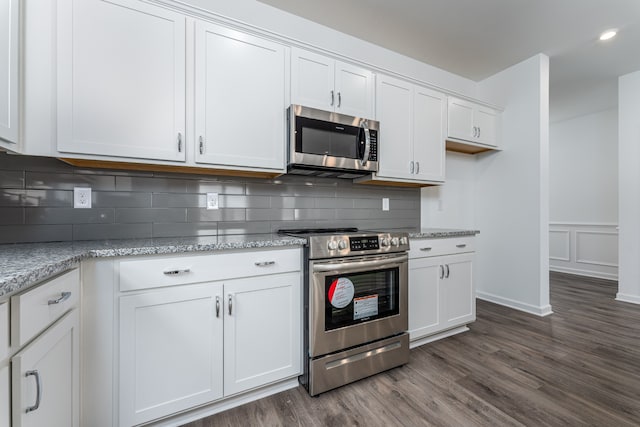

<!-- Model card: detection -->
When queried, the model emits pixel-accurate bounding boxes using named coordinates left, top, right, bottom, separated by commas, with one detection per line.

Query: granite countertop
left=0, top=234, right=307, bottom=299
left=408, top=228, right=480, bottom=239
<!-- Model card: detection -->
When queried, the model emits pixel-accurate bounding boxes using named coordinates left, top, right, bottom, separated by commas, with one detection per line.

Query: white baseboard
left=149, top=378, right=300, bottom=426
left=476, top=291, right=553, bottom=317
left=549, top=266, right=618, bottom=281
left=409, top=325, right=469, bottom=349
left=616, top=293, right=640, bottom=305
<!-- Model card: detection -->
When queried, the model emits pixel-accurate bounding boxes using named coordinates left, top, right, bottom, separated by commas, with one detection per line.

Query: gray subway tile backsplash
left=0, top=152, right=419, bottom=244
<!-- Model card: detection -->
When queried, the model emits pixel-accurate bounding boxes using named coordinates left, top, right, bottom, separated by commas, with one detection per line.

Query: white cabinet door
left=408, top=257, right=442, bottom=340
left=0, top=363, right=9, bottom=427
left=475, top=106, right=498, bottom=147
left=442, top=254, right=475, bottom=328
left=57, top=0, right=186, bottom=161
left=291, top=48, right=374, bottom=118
left=11, top=309, right=79, bottom=427
left=0, top=0, right=19, bottom=146
left=119, top=283, right=224, bottom=427
left=413, top=87, right=446, bottom=182
left=194, top=21, right=287, bottom=171
left=334, top=61, right=374, bottom=119
left=447, top=97, right=475, bottom=142
left=224, top=272, right=301, bottom=396
left=376, top=75, right=413, bottom=180
left=290, top=48, right=335, bottom=112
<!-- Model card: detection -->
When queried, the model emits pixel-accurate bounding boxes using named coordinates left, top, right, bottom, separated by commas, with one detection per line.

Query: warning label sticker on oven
left=354, top=294, right=378, bottom=320
left=328, top=277, right=355, bottom=309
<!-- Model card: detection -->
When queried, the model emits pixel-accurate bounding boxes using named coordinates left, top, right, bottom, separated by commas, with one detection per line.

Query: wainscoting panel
left=549, top=223, right=618, bottom=280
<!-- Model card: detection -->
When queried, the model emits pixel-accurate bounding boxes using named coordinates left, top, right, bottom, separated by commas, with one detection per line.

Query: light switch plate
left=74, top=187, right=92, bottom=209
left=382, top=198, right=389, bottom=211
left=206, top=193, right=219, bottom=210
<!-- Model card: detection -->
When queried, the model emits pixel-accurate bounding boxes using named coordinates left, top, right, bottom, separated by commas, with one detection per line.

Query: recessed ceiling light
left=599, top=29, right=617, bottom=41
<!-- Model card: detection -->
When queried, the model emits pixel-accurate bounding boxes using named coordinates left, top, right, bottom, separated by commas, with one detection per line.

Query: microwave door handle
left=360, top=120, right=371, bottom=167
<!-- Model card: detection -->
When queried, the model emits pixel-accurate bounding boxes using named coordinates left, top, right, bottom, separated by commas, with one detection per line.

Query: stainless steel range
left=279, top=228, right=410, bottom=396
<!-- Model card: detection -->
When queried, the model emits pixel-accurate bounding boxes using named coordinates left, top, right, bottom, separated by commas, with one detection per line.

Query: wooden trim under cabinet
left=58, top=158, right=283, bottom=179
left=445, top=139, right=497, bottom=154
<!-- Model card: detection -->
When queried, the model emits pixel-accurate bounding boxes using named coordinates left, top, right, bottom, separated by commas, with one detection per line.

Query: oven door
left=309, top=253, right=408, bottom=357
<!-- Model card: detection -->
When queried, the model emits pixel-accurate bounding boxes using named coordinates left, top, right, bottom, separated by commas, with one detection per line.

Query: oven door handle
left=312, top=253, right=408, bottom=273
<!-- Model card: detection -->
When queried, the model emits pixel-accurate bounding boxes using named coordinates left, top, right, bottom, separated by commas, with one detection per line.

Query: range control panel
left=349, top=236, right=380, bottom=251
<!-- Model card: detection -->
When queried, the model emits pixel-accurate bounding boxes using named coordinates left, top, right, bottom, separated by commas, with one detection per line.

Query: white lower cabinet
left=408, top=237, right=475, bottom=345
left=1, top=363, right=9, bottom=427
left=223, top=273, right=300, bottom=396
left=108, top=248, right=302, bottom=426
left=119, top=284, right=224, bottom=427
left=12, top=309, right=79, bottom=427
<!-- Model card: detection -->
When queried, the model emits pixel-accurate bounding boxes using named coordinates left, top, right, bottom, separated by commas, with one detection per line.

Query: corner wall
left=617, top=70, right=640, bottom=304
left=473, top=54, right=551, bottom=316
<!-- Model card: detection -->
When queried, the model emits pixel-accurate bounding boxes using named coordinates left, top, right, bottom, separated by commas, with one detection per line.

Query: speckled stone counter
left=409, top=228, right=480, bottom=239
left=0, top=235, right=307, bottom=299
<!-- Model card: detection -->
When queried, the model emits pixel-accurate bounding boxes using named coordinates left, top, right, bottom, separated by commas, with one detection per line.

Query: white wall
left=617, top=71, right=640, bottom=304
left=550, top=109, right=618, bottom=223
left=548, top=108, right=618, bottom=280
left=421, top=152, right=476, bottom=228
left=471, top=54, right=551, bottom=316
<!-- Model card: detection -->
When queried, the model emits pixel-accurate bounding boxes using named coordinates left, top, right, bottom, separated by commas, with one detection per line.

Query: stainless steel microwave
left=287, top=105, right=379, bottom=178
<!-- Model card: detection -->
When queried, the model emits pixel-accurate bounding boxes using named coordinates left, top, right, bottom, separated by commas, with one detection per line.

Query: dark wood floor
left=183, top=273, right=640, bottom=426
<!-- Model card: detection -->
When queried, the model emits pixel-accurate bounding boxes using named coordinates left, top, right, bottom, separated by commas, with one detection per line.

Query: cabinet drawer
left=119, top=248, right=301, bottom=291
left=11, top=268, right=80, bottom=347
left=409, top=237, right=475, bottom=259
left=0, top=301, right=8, bottom=361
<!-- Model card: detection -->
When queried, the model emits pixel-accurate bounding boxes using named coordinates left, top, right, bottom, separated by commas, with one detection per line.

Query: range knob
left=328, top=241, right=338, bottom=250
left=400, top=236, right=409, bottom=245
left=338, top=239, right=348, bottom=250
left=381, top=238, right=390, bottom=247
left=391, top=237, right=400, bottom=246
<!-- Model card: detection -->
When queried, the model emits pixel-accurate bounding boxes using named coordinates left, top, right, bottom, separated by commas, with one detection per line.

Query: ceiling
left=257, top=0, right=640, bottom=122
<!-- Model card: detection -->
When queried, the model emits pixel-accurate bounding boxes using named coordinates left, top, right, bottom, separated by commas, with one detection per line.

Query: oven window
left=324, top=267, right=399, bottom=331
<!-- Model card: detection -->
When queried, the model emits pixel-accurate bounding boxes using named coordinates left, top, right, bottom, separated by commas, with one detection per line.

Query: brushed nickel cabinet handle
left=215, top=296, right=220, bottom=318
left=25, top=370, right=42, bottom=413
left=48, top=291, right=71, bottom=305
left=415, top=161, right=420, bottom=174
left=338, top=92, right=342, bottom=107
left=419, top=247, right=432, bottom=252
left=456, top=244, right=467, bottom=248
left=228, top=294, right=233, bottom=315
left=199, top=136, right=204, bottom=155
left=409, top=161, right=414, bottom=174
left=439, top=265, right=444, bottom=279
left=254, top=261, right=276, bottom=267
left=163, top=268, right=191, bottom=276
left=445, top=264, right=450, bottom=278
left=330, top=90, right=335, bottom=106
left=177, top=132, right=183, bottom=153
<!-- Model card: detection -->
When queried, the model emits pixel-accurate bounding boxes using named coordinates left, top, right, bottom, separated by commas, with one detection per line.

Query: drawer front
left=409, top=236, right=475, bottom=259
left=11, top=268, right=80, bottom=347
left=119, top=248, right=301, bottom=291
left=0, top=301, right=8, bottom=361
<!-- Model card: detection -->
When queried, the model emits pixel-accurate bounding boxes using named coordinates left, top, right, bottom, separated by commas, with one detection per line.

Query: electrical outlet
left=206, top=192, right=219, bottom=210
left=382, top=198, right=389, bottom=211
left=74, top=187, right=92, bottom=209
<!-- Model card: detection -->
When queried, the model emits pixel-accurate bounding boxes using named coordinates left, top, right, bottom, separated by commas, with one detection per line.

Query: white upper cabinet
left=375, top=74, right=445, bottom=184
left=194, top=22, right=287, bottom=171
left=57, top=0, right=186, bottom=162
left=447, top=96, right=499, bottom=148
left=0, top=0, right=19, bottom=147
left=291, top=47, right=374, bottom=119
